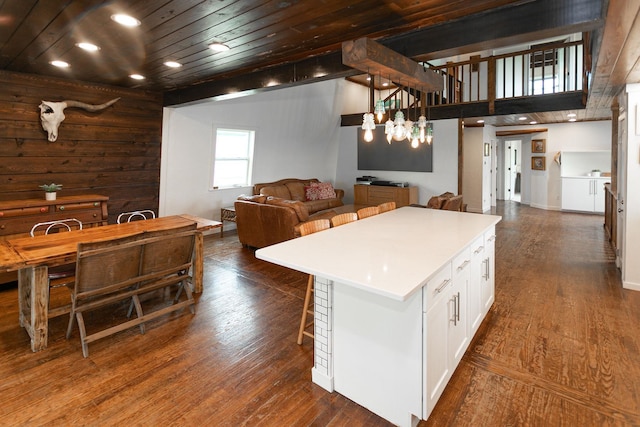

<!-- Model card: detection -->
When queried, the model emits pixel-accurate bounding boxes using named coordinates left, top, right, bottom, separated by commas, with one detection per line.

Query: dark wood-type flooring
left=1, top=202, right=639, bottom=426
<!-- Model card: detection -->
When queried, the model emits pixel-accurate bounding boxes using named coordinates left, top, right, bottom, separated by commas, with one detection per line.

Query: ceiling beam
left=341, top=38, right=443, bottom=92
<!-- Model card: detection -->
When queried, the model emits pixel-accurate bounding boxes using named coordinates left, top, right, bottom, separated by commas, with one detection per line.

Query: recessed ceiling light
left=477, top=119, right=484, bottom=124
left=208, top=42, right=230, bottom=52
left=50, top=60, right=69, bottom=68
left=164, top=61, right=182, bottom=68
left=76, top=42, right=99, bottom=52
left=129, top=74, right=145, bottom=80
left=568, top=118, right=577, bottom=122
left=567, top=113, right=576, bottom=117
left=382, top=82, right=389, bottom=87
left=529, top=121, right=537, bottom=124
left=518, top=116, right=527, bottom=121
left=111, top=14, right=141, bottom=27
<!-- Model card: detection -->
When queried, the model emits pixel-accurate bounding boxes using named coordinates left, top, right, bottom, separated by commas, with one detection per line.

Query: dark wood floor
left=1, top=202, right=638, bottom=426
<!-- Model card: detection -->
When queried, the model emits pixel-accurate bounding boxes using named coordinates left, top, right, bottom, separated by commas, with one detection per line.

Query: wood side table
left=220, top=206, right=236, bottom=237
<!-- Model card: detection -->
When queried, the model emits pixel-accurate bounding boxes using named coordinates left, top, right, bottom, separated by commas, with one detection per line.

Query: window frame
left=210, top=127, right=255, bottom=190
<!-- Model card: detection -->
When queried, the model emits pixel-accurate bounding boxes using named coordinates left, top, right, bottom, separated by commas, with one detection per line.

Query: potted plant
left=591, top=169, right=601, bottom=177
left=40, top=183, right=62, bottom=200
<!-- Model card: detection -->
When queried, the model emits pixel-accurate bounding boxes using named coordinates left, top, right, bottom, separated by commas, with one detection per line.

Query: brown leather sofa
left=235, top=178, right=346, bottom=248
left=253, top=178, right=344, bottom=214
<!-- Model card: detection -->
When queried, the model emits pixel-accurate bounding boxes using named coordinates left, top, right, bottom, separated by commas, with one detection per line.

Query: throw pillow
left=313, top=182, right=337, bottom=200
left=305, top=185, right=320, bottom=201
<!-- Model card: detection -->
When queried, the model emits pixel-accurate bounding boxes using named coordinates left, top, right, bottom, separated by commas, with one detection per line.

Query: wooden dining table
left=1, top=214, right=221, bottom=352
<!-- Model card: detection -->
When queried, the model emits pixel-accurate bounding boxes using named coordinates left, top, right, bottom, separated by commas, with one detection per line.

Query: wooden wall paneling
left=0, top=70, right=162, bottom=221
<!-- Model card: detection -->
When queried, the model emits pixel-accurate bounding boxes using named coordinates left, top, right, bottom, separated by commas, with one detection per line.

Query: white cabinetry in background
left=561, top=177, right=608, bottom=213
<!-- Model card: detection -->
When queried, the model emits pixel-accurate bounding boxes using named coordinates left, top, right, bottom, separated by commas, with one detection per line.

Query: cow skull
left=39, top=97, right=120, bottom=142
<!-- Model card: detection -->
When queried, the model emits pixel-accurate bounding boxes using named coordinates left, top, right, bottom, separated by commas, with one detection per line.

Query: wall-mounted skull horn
left=39, top=97, right=121, bottom=142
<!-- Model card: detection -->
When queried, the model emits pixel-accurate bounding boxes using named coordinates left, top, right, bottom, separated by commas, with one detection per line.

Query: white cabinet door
left=449, top=250, right=470, bottom=365
left=468, top=236, right=485, bottom=334
left=423, top=265, right=452, bottom=419
left=482, top=228, right=496, bottom=314
left=424, top=292, right=450, bottom=416
left=562, top=178, right=594, bottom=211
left=593, top=178, right=608, bottom=213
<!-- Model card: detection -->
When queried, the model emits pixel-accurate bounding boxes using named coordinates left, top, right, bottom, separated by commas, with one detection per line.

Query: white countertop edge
left=255, top=211, right=501, bottom=302
left=256, top=251, right=425, bottom=301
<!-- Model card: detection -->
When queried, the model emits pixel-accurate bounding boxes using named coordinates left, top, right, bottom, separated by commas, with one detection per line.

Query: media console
left=353, top=184, right=418, bottom=207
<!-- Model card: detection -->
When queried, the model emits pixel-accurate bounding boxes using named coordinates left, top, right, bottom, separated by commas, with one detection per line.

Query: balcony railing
left=382, top=40, right=585, bottom=113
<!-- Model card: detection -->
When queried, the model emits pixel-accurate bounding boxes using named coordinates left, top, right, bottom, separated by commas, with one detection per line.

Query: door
left=617, top=109, right=626, bottom=270
left=501, top=139, right=521, bottom=201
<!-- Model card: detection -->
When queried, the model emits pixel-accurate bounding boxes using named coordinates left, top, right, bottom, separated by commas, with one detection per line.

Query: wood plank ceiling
left=0, top=0, right=636, bottom=126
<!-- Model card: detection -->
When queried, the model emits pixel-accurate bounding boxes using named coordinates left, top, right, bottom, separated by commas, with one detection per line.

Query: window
left=212, top=128, right=255, bottom=189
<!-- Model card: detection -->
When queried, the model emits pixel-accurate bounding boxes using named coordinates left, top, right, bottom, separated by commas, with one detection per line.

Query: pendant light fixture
left=426, top=104, right=434, bottom=144
left=391, top=84, right=407, bottom=142
left=417, top=89, right=427, bottom=143
left=403, top=87, right=413, bottom=142
left=410, top=88, right=421, bottom=148
left=384, top=75, right=394, bottom=143
left=361, top=72, right=376, bottom=142
left=373, top=74, right=386, bottom=122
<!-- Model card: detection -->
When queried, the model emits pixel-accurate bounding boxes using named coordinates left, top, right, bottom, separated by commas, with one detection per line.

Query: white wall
left=335, top=119, right=459, bottom=204
left=160, top=79, right=346, bottom=224
left=622, top=84, right=640, bottom=290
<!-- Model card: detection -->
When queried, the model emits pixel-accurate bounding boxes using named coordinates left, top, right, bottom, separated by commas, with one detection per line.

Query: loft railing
left=380, top=40, right=585, bottom=114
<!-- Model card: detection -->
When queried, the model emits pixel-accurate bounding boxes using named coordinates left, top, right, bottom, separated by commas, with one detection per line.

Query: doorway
left=498, top=139, right=522, bottom=202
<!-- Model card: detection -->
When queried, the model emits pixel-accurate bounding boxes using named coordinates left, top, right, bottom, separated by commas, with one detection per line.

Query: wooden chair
left=357, top=206, right=380, bottom=219
left=66, top=227, right=197, bottom=357
left=30, top=218, right=83, bottom=318
left=330, top=212, right=358, bottom=227
left=116, top=209, right=156, bottom=223
left=30, top=218, right=83, bottom=236
left=297, top=219, right=330, bottom=345
left=377, top=201, right=396, bottom=213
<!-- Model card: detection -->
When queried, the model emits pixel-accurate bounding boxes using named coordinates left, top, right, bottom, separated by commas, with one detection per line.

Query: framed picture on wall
left=531, top=156, right=546, bottom=171
left=532, top=139, right=546, bottom=153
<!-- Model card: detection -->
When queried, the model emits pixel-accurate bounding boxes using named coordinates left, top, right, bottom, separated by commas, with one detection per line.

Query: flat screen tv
left=357, top=126, right=433, bottom=172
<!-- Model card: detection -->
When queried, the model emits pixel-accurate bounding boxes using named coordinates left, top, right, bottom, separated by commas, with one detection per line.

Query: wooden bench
left=66, top=224, right=198, bottom=357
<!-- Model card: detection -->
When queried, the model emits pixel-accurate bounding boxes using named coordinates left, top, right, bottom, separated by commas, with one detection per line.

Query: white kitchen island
left=256, top=207, right=501, bottom=426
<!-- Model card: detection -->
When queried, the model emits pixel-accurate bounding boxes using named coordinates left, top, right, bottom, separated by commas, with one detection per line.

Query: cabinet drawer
left=368, top=187, right=395, bottom=198
left=0, top=205, right=50, bottom=217
left=452, top=247, right=471, bottom=275
left=484, top=226, right=496, bottom=245
left=470, top=235, right=484, bottom=257
left=67, top=210, right=104, bottom=225
left=368, top=187, right=395, bottom=204
left=423, top=263, right=452, bottom=312
left=55, top=201, right=103, bottom=212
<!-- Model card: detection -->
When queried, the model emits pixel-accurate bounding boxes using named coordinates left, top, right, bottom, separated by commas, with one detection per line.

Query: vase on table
left=45, top=192, right=57, bottom=201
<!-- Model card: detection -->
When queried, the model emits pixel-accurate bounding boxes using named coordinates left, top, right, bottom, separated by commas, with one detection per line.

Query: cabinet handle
left=456, top=292, right=461, bottom=322
left=435, top=279, right=451, bottom=294
left=473, top=245, right=484, bottom=254
left=487, top=235, right=496, bottom=242
left=450, top=295, right=457, bottom=326
left=456, top=260, right=470, bottom=271
left=482, top=259, right=489, bottom=279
